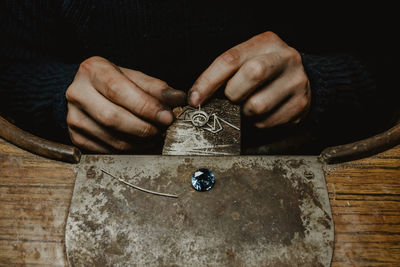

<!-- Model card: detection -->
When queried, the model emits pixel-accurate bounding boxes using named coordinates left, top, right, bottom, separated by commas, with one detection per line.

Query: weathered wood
left=163, top=98, right=241, bottom=156
left=1, top=137, right=400, bottom=266
left=0, top=138, right=76, bottom=266
left=324, top=146, right=400, bottom=266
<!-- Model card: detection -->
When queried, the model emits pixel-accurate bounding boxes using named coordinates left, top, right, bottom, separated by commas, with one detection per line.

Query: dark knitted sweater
left=0, top=1, right=397, bottom=152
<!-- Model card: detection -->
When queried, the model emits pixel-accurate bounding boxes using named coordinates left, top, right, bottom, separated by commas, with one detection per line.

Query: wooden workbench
left=1, top=137, right=399, bottom=266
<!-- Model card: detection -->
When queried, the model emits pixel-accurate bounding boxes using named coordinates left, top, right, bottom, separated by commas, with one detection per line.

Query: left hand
left=188, top=31, right=311, bottom=128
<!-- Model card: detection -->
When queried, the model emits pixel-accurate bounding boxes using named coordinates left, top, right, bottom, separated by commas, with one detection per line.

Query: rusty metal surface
left=66, top=155, right=333, bottom=266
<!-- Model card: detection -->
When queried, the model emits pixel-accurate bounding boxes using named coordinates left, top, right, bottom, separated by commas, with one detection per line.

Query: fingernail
left=189, top=91, right=200, bottom=106
left=157, top=110, right=173, bottom=125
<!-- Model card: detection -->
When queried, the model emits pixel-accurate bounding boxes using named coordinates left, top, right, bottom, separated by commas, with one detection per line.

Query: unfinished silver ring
left=190, top=110, right=209, bottom=127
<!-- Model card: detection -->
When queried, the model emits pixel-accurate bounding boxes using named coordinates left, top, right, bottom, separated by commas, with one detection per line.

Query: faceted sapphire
left=191, top=168, right=215, bottom=192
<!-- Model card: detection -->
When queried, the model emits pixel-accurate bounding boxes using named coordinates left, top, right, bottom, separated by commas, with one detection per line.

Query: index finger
left=87, top=60, right=174, bottom=125
left=188, top=34, right=270, bottom=106
left=119, top=67, right=187, bottom=107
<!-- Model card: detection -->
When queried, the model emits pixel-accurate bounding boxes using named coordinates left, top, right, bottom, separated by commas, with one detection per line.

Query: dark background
left=0, top=1, right=398, bottom=154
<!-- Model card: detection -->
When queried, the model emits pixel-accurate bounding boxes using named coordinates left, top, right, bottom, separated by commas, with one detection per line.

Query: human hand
left=188, top=31, right=311, bottom=128
left=66, top=56, right=186, bottom=152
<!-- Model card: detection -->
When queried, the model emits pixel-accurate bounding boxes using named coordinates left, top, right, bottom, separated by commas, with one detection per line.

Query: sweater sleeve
left=0, top=0, right=79, bottom=143
left=0, top=62, right=78, bottom=143
left=300, top=53, right=392, bottom=145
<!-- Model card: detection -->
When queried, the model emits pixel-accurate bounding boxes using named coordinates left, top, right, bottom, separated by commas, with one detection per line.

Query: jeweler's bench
left=1, top=98, right=400, bottom=266
left=2, top=138, right=400, bottom=266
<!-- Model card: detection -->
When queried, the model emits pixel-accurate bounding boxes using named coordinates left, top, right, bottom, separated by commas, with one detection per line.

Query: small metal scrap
left=177, top=105, right=240, bottom=134
left=101, top=169, right=178, bottom=198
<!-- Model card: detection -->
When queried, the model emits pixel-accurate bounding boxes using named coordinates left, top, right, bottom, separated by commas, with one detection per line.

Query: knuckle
left=99, top=109, right=119, bottom=128
left=66, top=109, right=83, bottom=129
left=224, top=89, right=237, bottom=103
left=137, top=99, right=162, bottom=121
left=244, top=59, right=267, bottom=81
left=193, top=75, right=212, bottom=93
left=104, top=76, right=121, bottom=100
left=289, top=97, right=309, bottom=122
left=255, top=31, right=287, bottom=52
left=87, top=56, right=106, bottom=65
left=78, top=61, right=91, bottom=75
left=262, top=31, right=276, bottom=38
left=137, top=124, right=156, bottom=138
left=297, top=96, right=309, bottom=111
left=69, top=133, right=78, bottom=145
left=136, top=100, right=151, bottom=117
left=73, top=138, right=85, bottom=147
left=247, top=97, right=265, bottom=115
left=293, top=71, right=310, bottom=94
left=224, top=84, right=241, bottom=103
left=257, top=31, right=277, bottom=42
left=79, top=56, right=104, bottom=74
left=65, top=84, right=82, bottom=103
left=70, top=132, right=84, bottom=147
left=219, top=48, right=241, bottom=67
left=66, top=112, right=76, bottom=128
left=298, top=71, right=309, bottom=85
left=286, top=47, right=302, bottom=64
left=65, top=87, right=75, bottom=102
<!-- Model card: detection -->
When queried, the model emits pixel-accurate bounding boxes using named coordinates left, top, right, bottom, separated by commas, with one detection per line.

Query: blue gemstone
left=191, top=168, right=215, bottom=192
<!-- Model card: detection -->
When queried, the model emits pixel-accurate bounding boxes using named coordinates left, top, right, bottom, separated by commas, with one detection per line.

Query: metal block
left=66, top=155, right=333, bottom=266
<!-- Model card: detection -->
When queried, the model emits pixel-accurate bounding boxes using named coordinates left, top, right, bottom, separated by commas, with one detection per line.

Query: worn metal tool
left=0, top=115, right=81, bottom=163
left=66, top=155, right=334, bottom=266
left=321, top=122, right=400, bottom=163
left=1, top=99, right=398, bottom=266
left=65, top=99, right=333, bottom=266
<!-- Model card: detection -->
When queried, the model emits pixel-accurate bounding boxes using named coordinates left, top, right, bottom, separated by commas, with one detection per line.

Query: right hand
left=65, top=56, right=186, bottom=153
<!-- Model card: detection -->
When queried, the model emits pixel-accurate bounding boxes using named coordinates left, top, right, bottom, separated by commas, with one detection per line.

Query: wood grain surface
left=324, top=147, right=400, bottom=266
left=0, top=138, right=74, bottom=266
left=1, top=137, right=399, bottom=266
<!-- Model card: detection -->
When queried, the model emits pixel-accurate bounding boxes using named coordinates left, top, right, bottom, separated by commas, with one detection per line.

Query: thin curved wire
left=101, top=169, right=178, bottom=198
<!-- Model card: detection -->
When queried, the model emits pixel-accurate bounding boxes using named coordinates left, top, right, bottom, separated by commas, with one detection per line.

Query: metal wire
left=176, top=105, right=240, bottom=133
left=101, top=169, right=178, bottom=198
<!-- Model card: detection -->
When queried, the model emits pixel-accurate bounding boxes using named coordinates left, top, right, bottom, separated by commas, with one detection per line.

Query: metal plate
left=66, top=155, right=333, bottom=266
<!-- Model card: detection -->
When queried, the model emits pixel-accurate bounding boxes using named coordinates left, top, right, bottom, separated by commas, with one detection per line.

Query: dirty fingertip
left=161, top=88, right=187, bottom=107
